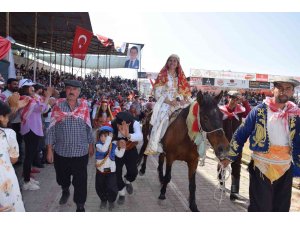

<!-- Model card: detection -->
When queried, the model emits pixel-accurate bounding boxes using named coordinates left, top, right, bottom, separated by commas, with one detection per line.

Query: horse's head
left=197, top=90, right=229, bottom=160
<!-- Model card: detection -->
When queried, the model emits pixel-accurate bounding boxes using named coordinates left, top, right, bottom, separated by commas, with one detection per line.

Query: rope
left=213, top=162, right=231, bottom=206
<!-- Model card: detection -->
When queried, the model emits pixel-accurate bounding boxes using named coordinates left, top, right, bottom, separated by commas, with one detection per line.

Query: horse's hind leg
left=139, top=155, right=148, bottom=176
left=158, top=156, right=173, bottom=200
left=188, top=159, right=199, bottom=212
left=157, top=153, right=165, bottom=184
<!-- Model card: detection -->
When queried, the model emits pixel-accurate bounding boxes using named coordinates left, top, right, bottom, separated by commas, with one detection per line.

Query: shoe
left=126, top=183, right=133, bottom=195
left=59, top=190, right=70, bottom=205
left=30, top=178, right=40, bottom=185
left=117, top=196, right=125, bottom=205
left=230, top=193, right=240, bottom=201
left=108, top=202, right=114, bottom=211
left=31, top=168, right=40, bottom=173
left=23, top=181, right=40, bottom=191
left=76, top=207, right=85, bottom=212
left=76, top=204, right=85, bottom=212
left=100, top=201, right=107, bottom=209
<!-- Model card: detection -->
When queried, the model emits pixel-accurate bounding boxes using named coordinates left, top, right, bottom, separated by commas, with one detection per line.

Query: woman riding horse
left=144, top=54, right=191, bottom=155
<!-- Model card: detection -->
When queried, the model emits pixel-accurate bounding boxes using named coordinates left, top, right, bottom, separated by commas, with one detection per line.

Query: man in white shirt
left=111, top=111, right=143, bottom=204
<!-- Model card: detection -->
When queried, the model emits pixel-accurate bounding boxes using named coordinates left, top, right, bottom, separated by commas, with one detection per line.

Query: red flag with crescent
left=96, top=34, right=113, bottom=47
left=70, top=26, right=93, bottom=60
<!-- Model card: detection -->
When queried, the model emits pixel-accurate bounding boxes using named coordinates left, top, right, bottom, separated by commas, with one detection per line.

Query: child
left=95, top=125, right=125, bottom=211
left=0, top=101, right=25, bottom=212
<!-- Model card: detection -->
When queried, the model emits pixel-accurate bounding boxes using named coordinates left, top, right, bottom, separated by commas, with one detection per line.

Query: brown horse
left=138, top=90, right=229, bottom=212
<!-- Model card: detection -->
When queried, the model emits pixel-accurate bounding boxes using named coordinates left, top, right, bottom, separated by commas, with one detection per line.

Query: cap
left=116, top=111, right=134, bottom=124
left=227, top=90, right=241, bottom=98
left=64, top=80, right=82, bottom=88
left=33, top=83, right=45, bottom=90
left=19, top=79, right=35, bottom=88
left=99, top=125, right=113, bottom=133
left=272, top=77, right=300, bottom=87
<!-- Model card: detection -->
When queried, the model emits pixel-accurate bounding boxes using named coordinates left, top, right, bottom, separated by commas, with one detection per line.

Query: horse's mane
left=201, top=93, right=217, bottom=110
left=179, top=93, right=216, bottom=120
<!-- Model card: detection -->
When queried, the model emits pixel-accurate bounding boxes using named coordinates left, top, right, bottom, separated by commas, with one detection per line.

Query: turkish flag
left=70, top=26, right=93, bottom=60
left=0, top=36, right=11, bottom=60
left=96, top=34, right=113, bottom=47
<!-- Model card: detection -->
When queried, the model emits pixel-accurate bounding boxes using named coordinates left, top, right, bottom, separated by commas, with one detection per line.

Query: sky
left=90, top=12, right=300, bottom=77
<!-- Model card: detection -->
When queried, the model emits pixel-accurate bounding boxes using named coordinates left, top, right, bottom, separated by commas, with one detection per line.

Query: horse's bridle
left=202, top=127, right=224, bottom=134
left=197, top=109, right=224, bottom=135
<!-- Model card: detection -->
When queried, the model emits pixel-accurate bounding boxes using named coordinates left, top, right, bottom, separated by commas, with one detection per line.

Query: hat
left=116, top=111, right=134, bottom=124
left=33, top=83, right=45, bottom=90
left=19, top=79, right=35, bottom=88
left=227, top=90, right=241, bottom=98
left=64, top=80, right=82, bottom=88
left=99, top=125, right=113, bottom=133
left=272, top=77, right=300, bottom=87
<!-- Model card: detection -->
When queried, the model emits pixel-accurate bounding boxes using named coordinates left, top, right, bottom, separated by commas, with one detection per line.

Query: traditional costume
left=95, top=125, right=125, bottom=209
left=145, top=54, right=191, bottom=155
left=111, top=112, right=143, bottom=204
left=228, top=82, right=300, bottom=211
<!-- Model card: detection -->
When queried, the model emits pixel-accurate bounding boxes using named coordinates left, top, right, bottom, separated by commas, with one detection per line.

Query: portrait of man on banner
left=124, top=44, right=140, bottom=69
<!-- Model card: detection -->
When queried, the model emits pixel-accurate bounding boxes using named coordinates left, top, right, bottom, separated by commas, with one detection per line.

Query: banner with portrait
left=124, top=44, right=141, bottom=69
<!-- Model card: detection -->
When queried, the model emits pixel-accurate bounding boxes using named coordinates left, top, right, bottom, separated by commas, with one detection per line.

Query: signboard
left=244, top=74, right=256, bottom=80
left=190, top=68, right=254, bottom=80
left=189, top=77, right=202, bottom=86
left=256, top=74, right=269, bottom=82
left=249, top=81, right=270, bottom=89
left=137, top=72, right=158, bottom=79
left=202, top=77, right=215, bottom=86
left=215, top=78, right=249, bottom=88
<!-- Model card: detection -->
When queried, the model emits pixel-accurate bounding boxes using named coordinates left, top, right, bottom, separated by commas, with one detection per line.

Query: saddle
left=169, top=108, right=183, bottom=125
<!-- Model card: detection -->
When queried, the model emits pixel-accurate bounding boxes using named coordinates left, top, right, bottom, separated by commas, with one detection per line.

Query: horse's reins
left=197, top=104, right=231, bottom=206
left=214, top=162, right=231, bottom=206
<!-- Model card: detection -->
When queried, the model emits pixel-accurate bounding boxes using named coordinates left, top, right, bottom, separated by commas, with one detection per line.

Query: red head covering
left=154, top=54, right=191, bottom=97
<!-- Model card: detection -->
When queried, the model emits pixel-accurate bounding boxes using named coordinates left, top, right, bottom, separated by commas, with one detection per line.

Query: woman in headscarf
left=93, top=100, right=114, bottom=128
left=144, top=54, right=191, bottom=155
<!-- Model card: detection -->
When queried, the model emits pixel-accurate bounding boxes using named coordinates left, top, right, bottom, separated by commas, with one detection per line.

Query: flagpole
left=97, top=44, right=100, bottom=77
left=64, top=39, right=66, bottom=74
left=60, top=40, right=62, bottom=75
left=108, top=53, right=111, bottom=78
left=6, top=12, right=9, bottom=37
left=49, top=17, right=53, bottom=87
left=81, top=59, right=83, bottom=77
left=72, top=57, right=74, bottom=75
left=33, top=12, right=38, bottom=83
left=84, top=58, right=87, bottom=78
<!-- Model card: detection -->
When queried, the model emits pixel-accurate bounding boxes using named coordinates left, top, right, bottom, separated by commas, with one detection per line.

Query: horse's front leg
left=159, top=156, right=173, bottom=200
left=157, top=153, right=165, bottom=184
left=188, top=159, right=199, bottom=212
left=139, top=155, right=148, bottom=176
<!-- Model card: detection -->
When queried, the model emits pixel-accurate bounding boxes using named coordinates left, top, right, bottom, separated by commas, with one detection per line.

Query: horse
left=137, top=90, right=229, bottom=212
